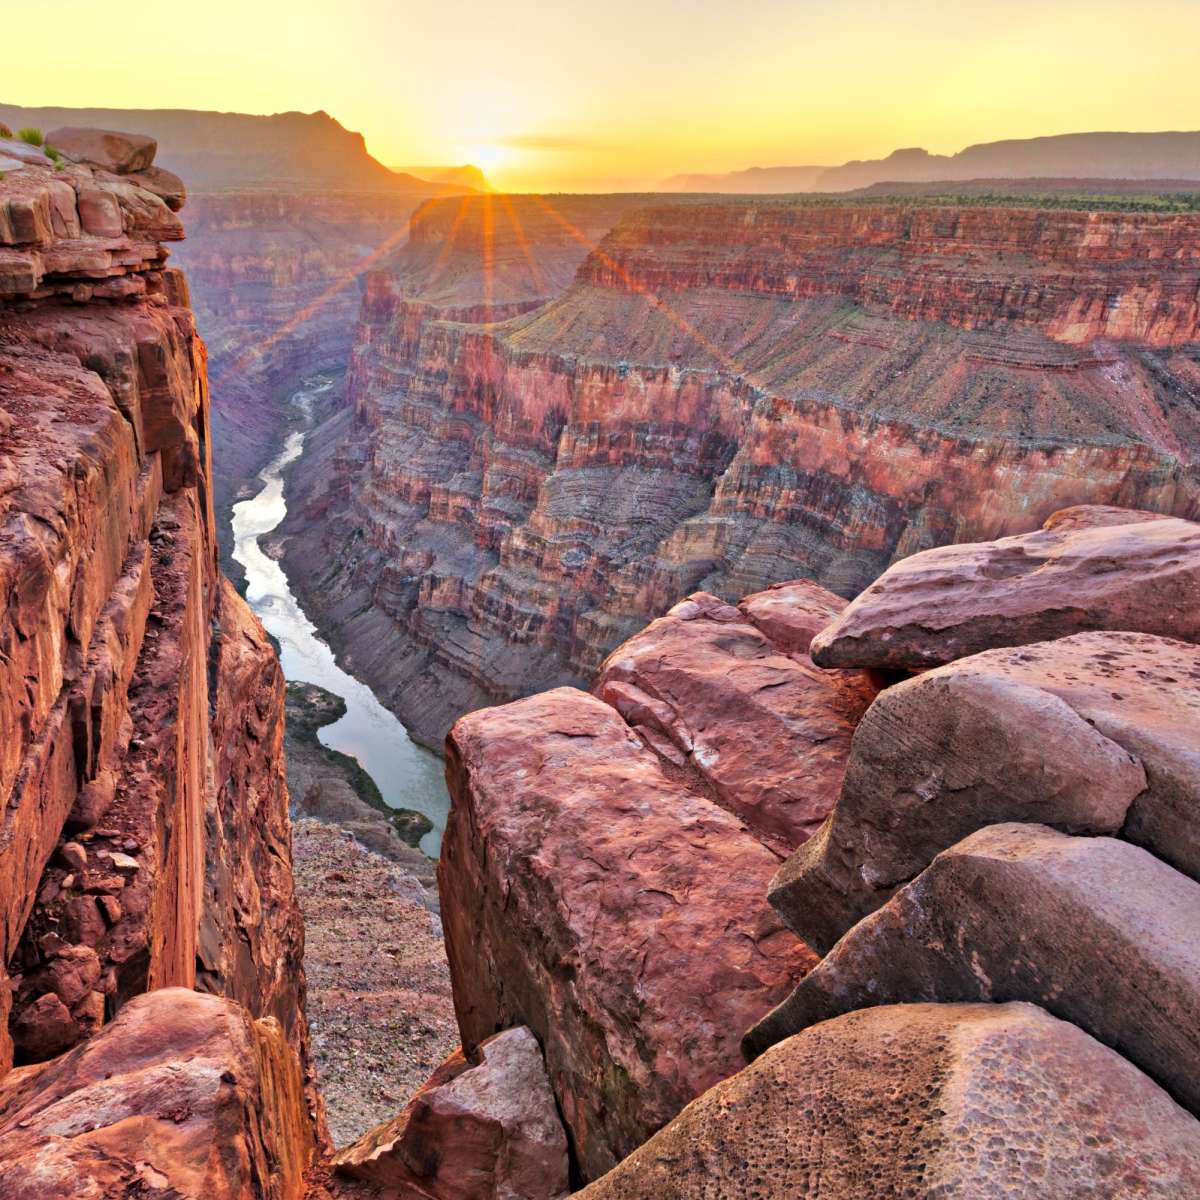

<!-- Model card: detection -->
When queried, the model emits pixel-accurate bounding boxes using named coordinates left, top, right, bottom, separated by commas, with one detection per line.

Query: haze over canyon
left=2, top=20, right=1200, bottom=1196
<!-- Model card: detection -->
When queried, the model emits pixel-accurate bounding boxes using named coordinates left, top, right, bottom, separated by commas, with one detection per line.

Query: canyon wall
left=0, top=132, right=320, bottom=1188
left=169, top=188, right=443, bottom=565
left=283, top=197, right=1200, bottom=748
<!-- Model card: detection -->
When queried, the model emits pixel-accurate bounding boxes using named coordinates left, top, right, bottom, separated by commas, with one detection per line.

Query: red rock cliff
left=282, top=197, right=1200, bottom=748
left=0, top=129, right=319, bottom=1183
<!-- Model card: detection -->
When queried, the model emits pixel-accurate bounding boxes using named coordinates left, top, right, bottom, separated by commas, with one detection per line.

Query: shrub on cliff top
left=0, top=124, right=11, bottom=139
left=17, top=127, right=43, bottom=146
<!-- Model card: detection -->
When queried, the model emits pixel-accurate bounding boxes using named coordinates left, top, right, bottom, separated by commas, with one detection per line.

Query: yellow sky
left=6, top=0, right=1198, bottom=191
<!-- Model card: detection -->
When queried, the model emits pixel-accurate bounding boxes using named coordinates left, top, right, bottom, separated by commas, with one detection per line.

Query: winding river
left=231, top=381, right=449, bottom=856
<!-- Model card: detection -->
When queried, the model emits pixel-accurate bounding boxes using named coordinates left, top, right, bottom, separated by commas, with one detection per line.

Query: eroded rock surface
left=595, top=589, right=877, bottom=853
left=580, top=1003, right=1200, bottom=1199
left=0, top=988, right=313, bottom=1199
left=748, top=824, right=1200, bottom=1120
left=440, top=687, right=814, bottom=1181
left=770, top=630, right=1200, bottom=951
left=334, top=1026, right=569, bottom=1199
left=811, top=505, right=1200, bottom=668
left=0, top=130, right=320, bottom=1167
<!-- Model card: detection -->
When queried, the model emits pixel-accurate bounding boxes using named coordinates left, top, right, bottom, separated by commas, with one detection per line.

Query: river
left=230, top=381, right=449, bottom=856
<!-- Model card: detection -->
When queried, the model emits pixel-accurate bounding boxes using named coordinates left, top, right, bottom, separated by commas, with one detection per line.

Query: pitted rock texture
left=746, top=824, right=1200, bottom=1119
left=769, top=630, right=1200, bottom=951
left=811, top=505, right=1200, bottom=669
left=0, top=988, right=313, bottom=1199
left=579, top=1002, right=1200, bottom=1200
left=283, top=198, right=1200, bottom=750
left=439, top=687, right=815, bottom=1182
left=334, top=1026, right=569, bottom=1199
left=0, top=131, right=318, bottom=1161
left=595, top=589, right=878, bottom=854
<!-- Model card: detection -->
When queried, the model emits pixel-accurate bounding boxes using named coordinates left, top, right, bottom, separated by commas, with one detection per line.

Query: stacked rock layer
left=0, top=129, right=320, bottom=1195
left=282, top=196, right=1200, bottom=749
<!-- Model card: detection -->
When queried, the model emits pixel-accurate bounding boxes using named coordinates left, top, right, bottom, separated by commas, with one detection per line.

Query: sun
left=466, top=143, right=505, bottom=173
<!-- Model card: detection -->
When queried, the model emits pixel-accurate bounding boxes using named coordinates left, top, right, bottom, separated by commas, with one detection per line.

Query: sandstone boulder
left=45, top=126, right=157, bottom=174
left=747, top=824, right=1200, bottom=1120
left=334, top=1026, right=569, bottom=1199
left=0, top=988, right=314, bottom=1198
left=810, top=505, right=1200, bottom=669
left=440, top=688, right=815, bottom=1181
left=771, top=631, right=1200, bottom=951
left=126, top=164, right=187, bottom=211
left=596, top=591, right=877, bottom=854
left=736, top=578, right=849, bottom=657
left=580, top=1002, right=1200, bottom=1199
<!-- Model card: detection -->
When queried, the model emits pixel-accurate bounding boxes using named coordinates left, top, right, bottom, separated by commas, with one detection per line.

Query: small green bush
left=17, top=127, right=43, bottom=146
left=45, top=144, right=62, bottom=163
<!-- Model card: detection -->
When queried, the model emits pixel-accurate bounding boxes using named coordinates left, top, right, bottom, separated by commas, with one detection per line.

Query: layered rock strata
left=284, top=198, right=1200, bottom=748
left=0, top=131, right=319, bottom=1179
left=169, top=189, right=452, bottom=562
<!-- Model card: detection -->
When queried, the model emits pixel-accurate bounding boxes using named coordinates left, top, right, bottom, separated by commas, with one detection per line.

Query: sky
left=5, top=0, right=1199, bottom=191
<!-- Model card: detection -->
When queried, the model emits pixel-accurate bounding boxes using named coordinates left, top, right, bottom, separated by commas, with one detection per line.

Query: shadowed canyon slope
left=282, top=195, right=1200, bottom=747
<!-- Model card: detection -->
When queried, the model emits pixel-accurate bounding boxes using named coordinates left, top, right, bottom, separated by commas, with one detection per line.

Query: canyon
left=282, top=194, right=1200, bottom=748
left=3, top=109, right=1200, bottom=1200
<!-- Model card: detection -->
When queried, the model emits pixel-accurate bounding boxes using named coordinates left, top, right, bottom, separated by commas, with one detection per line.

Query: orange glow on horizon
left=8, top=0, right=1196, bottom=192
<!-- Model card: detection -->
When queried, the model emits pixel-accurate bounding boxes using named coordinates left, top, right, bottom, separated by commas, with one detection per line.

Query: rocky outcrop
left=747, top=825, right=1200, bottom=1113
left=440, top=686, right=815, bottom=1180
left=439, top=504, right=1200, bottom=1192
left=595, top=588, right=878, bottom=854
left=0, top=129, right=319, bottom=1171
left=811, top=504, right=1200, bottom=668
left=772, top=628, right=1200, bottom=950
left=283, top=196, right=1200, bottom=749
left=334, top=1026, right=569, bottom=1199
left=579, top=1003, right=1200, bottom=1199
left=0, top=988, right=313, bottom=1199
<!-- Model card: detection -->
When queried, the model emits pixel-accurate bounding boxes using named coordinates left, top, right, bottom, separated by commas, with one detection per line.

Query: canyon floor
left=293, top=818, right=456, bottom=1150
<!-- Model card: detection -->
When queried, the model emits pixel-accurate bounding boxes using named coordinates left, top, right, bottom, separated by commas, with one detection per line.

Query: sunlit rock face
left=0, top=132, right=322, bottom=1172
left=283, top=197, right=1200, bottom=749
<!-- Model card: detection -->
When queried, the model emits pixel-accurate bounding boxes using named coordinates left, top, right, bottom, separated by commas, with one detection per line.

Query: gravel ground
left=292, top=818, right=459, bottom=1151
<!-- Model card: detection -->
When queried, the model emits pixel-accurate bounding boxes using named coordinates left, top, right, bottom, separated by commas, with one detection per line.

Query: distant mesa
left=399, top=163, right=493, bottom=192
left=0, top=102, right=478, bottom=194
left=662, top=129, right=1200, bottom=193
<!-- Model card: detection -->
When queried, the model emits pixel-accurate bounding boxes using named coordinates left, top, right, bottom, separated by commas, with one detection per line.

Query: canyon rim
left=3, top=2, right=1200, bottom=1194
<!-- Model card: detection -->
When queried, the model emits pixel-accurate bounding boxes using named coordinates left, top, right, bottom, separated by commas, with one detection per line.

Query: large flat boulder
left=811, top=505, right=1200, bottom=669
left=334, top=1026, right=569, bottom=1199
left=596, top=591, right=877, bottom=854
left=45, top=127, right=157, bottom=174
left=771, top=631, right=1200, bottom=952
left=581, top=1002, right=1200, bottom=1199
left=747, top=824, right=1200, bottom=1121
left=439, top=688, right=815, bottom=1181
left=0, top=988, right=314, bottom=1198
